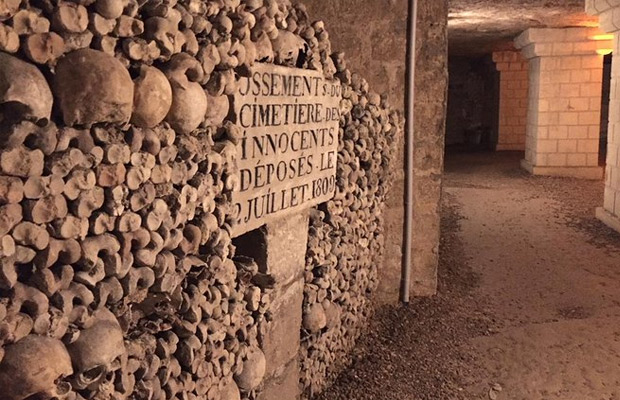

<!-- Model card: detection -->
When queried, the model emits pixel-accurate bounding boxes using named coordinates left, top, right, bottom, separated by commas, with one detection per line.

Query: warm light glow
left=597, top=49, right=613, bottom=55
left=590, top=34, right=615, bottom=41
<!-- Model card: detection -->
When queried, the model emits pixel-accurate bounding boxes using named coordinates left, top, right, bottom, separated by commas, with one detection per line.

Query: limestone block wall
left=493, top=51, right=529, bottom=151
left=587, top=1, right=620, bottom=232
left=515, top=28, right=610, bottom=179
left=0, top=1, right=399, bottom=400
left=529, top=54, right=603, bottom=174
left=603, top=35, right=620, bottom=223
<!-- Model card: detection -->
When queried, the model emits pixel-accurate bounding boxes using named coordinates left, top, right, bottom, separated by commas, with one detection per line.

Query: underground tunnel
left=0, top=0, right=620, bottom=399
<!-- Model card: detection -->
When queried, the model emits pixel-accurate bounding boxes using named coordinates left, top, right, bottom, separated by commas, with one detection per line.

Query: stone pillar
left=406, top=0, right=448, bottom=298
left=587, top=1, right=620, bottom=232
left=514, top=28, right=611, bottom=179
left=236, top=213, right=308, bottom=399
left=259, top=213, right=308, bottom=399
left=493, top=50, right=529, bottom=151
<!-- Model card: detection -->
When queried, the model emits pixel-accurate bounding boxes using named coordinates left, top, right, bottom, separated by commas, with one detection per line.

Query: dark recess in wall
left=600, top=53, right=612, bottom=165
left=446, top=56, right=499, bottom=150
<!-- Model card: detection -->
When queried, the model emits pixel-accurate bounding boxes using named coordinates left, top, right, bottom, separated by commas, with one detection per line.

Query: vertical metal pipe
left=401, top=0, right=418, bottom=304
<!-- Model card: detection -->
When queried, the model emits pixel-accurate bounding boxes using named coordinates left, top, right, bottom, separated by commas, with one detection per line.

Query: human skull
left=233, top=346, right=265, bottom=391
left=131, top=65, right=172, bottom=128
left=271, top=30, right=308, bottom=67
left=164, top=53, right=207, bottom=135
left=66, top=308, right=126, bottom=391
left=0, top=52, right=53, bottom=125
left=204, top=93, right=229, bottom=127
left=254, top=32, right=274, bottom=63
left=219, top=379, right=241, bottom=400
left=302, top=303, right=327, bottom=332
left=54, top=49, right=134, bottom=127
left=0, top=335, right=73, bottom=400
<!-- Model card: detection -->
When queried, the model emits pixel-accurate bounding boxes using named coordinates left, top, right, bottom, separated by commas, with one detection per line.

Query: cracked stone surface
left=449, top=0, right=598, bottom=55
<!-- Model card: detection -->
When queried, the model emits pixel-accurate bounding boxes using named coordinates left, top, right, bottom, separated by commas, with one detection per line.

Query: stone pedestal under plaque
left=231, top=63, right=341, bottom=399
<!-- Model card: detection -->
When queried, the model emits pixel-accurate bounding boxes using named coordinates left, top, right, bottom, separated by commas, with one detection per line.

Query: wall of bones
left=0, top=0, right=400, bottom=398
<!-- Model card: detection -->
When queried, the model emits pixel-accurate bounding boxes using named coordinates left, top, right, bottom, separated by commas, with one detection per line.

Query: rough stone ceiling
left=448, top=0, right=598, bottom=56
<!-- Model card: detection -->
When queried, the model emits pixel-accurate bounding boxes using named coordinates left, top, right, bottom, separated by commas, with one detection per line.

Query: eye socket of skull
left=70, top=365, right=105, bottom=391
left=0, top=101, right=33, bottom=126
left=35, top=381, right=72, bottom=400
left=83, top=365, right=105, bottom=381
left=55, top=381, right=72, bottom=396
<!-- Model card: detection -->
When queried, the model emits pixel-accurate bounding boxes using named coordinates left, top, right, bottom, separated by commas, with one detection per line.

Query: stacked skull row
left=299, top=57, right=400, bottom=397
left=0, top=0, right=400, bottom=398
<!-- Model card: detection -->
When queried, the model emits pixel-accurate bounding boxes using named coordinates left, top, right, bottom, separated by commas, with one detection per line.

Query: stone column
left=235, top=213, right=308, bottom=399
left=514, top=28, right=611, bottom=179
left=257, top=213, right=308, bottom=400
left=493, top=50, right=529, bottom=151
left=406, top=0, right=448, bottom=298
left=587, top=1, right=620, bottom=232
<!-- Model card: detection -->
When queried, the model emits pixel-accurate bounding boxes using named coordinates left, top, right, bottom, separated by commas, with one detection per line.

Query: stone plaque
left=232, top=63, right=342, bottom=237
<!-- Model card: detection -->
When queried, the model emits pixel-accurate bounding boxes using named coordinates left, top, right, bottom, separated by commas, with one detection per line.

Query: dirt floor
left=317, top=151, right=620, bottom=400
